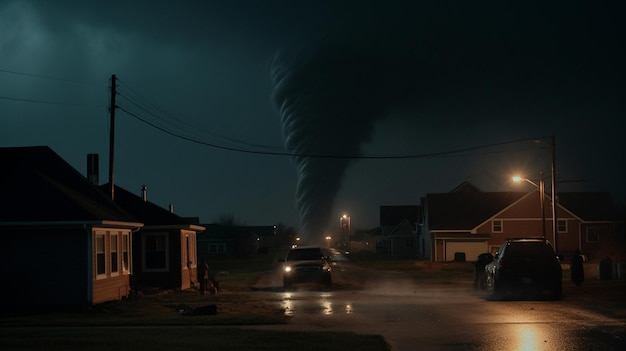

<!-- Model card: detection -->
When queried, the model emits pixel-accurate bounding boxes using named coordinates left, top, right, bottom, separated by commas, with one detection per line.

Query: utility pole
left=108, top=74, right=117, bottom=200
left=551, top=133, right=558, bottom=255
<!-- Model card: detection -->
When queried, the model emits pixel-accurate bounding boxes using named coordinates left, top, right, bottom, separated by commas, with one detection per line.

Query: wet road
left=251, top=258, right=626, bottom=351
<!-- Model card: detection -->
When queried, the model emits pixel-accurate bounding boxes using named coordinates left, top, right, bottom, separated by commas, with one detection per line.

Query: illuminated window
left=492, top=220, right=503, bottom=233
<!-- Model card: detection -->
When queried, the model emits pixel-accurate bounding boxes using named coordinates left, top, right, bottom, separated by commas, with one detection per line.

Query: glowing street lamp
left=513, top=172, right=546, bottom=242
left=340, top=214, right=351, bottom=252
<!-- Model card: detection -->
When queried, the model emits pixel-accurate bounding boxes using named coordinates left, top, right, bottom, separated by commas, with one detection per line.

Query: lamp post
left=340, top=214, right=351, bottom=252
left=513, top=172, right=546, bottom=242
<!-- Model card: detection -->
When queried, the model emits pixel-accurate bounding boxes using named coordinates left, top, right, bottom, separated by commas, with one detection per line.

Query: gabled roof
left=380, top=205, right=419, bottom=226
left=427, top=188, right=620, bottom=231
left=450, top=181, right=482, bottom=193
left=0, top=146, right=140, bottom=225
left=101, top=183, right=204, bottom=231
left=383, top=218, right=415, bottom=237
left=427, top=191, right=527, bottom=230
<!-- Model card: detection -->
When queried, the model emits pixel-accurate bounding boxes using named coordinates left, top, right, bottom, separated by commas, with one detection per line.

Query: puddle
left=280, top=292, right=353, bottom=316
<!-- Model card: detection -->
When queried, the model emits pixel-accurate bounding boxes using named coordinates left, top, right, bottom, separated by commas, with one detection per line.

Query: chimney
left=87, top=154, right=99, bottom=185
left=169, top=204, right=174, bottom=213
left=141, top=185, right=147, bottom=202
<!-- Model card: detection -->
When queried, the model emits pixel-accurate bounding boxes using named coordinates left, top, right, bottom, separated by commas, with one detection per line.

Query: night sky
left=1, top=1, right=624, bottom=241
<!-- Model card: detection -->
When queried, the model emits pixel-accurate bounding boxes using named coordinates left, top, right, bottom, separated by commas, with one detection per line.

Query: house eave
left=0, top=220, right=144, bottom=230
left=142, top=224, right=206, bottom=232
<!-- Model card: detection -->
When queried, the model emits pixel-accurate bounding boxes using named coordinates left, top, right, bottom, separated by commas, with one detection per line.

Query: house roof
left=380, top=205, right=419, bottom=226
left=557, top=192, right=616, bottom=222
left=0, top=146, right=140, bottom=225
left=427, top=191, right=527, bottom=230
left=100, top=183, right=205, bottom=231
left=427, top=188, right=619, bottom=230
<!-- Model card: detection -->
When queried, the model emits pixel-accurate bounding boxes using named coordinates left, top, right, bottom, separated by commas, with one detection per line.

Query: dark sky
left=1, top=0, right=624, bottom=242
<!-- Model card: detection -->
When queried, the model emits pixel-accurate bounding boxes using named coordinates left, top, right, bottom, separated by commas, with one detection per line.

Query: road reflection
left=516, top=325, right=542, bottom=351
left=280, top=292, right=353, bottom=316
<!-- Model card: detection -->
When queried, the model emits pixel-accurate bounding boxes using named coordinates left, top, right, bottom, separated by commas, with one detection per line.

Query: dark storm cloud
left=272, top=1, right=625, bottom=238
left=2, top=0, right=624, bottom=234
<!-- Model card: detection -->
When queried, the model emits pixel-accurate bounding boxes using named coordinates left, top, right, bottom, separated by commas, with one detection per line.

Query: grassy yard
left=0, top=249, right=392, bottom=350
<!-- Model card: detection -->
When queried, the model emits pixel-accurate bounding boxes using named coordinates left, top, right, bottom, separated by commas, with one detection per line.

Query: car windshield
left=507, top=242, right=556, bottom=257
left=286, top=248, right=323, bottom=261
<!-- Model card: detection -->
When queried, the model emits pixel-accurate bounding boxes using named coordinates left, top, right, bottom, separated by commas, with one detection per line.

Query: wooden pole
left=109, top=74, right=117, bottom=200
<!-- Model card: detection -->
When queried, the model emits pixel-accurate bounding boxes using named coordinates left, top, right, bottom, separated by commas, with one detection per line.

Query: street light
left=325, top=236, right=332, bottom=248
left=513, top=171, right=546, bottom=242
left=340, top=214, right=351, bottom=252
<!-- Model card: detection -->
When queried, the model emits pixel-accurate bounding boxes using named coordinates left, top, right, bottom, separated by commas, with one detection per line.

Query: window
left=94, top=229, right=131, bottom=279
left=122, top=233, right=130, bottom=274
left=492, top=220, right=503, bottom=233
left=586, top=228, right=599, bottom=243
left=557, top=220, right=568, bottom=233
left=96, top=233, right=106, bottom=277
left=110, top=234, right=119, bottom=275
left=208, top=243, right=226, bottom=254
left=144, top=233, right=168, bottom=271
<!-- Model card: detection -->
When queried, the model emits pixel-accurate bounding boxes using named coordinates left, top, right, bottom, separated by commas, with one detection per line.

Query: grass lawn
left=0, top=249, right=393, bottom=351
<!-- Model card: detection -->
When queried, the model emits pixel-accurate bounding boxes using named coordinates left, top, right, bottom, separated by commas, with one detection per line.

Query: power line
left=0, top=68, right=98, bottom=85
left=0, top=95, right=91, bottom=106
left=116, top=78, right=291, bottom=153
left=117, top=103, right=544, bottom=159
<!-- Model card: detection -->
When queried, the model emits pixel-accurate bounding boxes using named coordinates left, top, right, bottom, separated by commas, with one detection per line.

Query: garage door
left=445, top=241, right=488, bottom=262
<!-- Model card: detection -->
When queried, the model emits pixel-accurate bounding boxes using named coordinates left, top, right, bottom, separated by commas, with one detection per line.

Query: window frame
left=122, top=233, right=131, bottom=274
left=586, top=227, right=600, bottom=243
left=557, top=219, right=568, bottom=233
left=110, top=233, right=119, bottom=276
left=143, top=232, right=169, bottom=272
left=492, top=220, right=503, bottom=233
left=95, top=232, right=107, bottom=280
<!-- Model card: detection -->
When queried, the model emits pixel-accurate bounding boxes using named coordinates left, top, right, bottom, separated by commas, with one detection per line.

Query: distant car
left=485, top=238, right=562, bottom=299
left=280, top=246, right=332, bottom=288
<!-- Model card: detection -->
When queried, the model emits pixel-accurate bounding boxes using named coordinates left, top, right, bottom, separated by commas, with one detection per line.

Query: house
left=100, top=184, right=205, bottom=292
left=420, top=182, right=625, bottom=263
left=378, top=206, right=420, bottom=257
left=197, top=224, right=276, bottom=258
left=0, top=146, right=143, bottom=309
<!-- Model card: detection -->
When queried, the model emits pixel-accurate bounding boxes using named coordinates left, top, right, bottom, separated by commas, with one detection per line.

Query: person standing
left=571, top=249, right=584, bottom=287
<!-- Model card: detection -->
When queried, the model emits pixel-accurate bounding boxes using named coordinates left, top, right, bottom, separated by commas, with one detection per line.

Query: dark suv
left=485, top=238, right=562, bottom=299
left=280, top=246, right=332, bottom=288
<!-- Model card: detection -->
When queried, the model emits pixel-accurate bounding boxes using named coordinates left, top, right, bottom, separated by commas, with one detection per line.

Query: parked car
left=485, top=238, right=562, bottom=299
left=279, top=246, right=332, bottom=288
